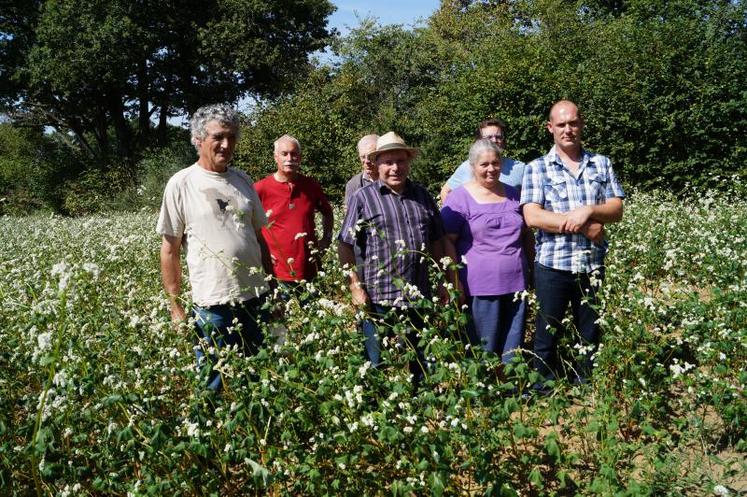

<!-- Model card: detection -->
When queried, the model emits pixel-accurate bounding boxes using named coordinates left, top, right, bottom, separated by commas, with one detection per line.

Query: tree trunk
left=157, top=103, right=169, bottom=146
left=107, top=91, right=135, bottom=178
left=137, top=59, right=151, bottom=148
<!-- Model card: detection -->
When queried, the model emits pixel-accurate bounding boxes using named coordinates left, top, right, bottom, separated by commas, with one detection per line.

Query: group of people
left=157, top=99, right=624, bottom=392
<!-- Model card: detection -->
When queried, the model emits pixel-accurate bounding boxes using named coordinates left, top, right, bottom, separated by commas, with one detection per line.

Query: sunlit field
left=1, top=186, right=745, bottom=496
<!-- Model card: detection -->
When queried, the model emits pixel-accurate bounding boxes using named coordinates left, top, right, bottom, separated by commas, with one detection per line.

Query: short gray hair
left=190, top=104, right=240, bottom=148
left=468, top=138, right=502, bottom=167
left=274, top=134, right=301, bottom=154
left=357, top=134, right=378, bottom=153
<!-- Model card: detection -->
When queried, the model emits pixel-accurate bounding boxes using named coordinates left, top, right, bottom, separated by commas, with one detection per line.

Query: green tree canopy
left=236, top=0, right=747, bottom=195
left=0, top=0, right=335, bottom=169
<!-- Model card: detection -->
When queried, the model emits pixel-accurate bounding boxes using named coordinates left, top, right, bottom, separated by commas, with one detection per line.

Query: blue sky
left=328, top=1, right=441, bottom=35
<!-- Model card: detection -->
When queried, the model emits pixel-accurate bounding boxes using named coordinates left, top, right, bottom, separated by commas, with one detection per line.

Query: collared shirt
left=446, top=157, right=526, bottom=192
left=255, top=173, right=333, bottom=281
left=338, top=179, right=445, bottom=306
left=344, top=171, right=375, bottom=209
left=520, top=146, right=625, bottom=273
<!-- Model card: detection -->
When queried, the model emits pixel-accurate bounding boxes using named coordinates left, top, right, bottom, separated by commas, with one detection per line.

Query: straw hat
left=367, top=131, right=419, bottom=161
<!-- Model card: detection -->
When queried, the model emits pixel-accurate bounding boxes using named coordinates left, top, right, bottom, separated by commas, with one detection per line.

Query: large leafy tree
left=0, top=0, right=335, bottom=169
left=237, top=0, right=746, bottom=196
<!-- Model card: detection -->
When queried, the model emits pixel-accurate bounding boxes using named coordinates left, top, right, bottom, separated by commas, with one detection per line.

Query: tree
left=238, top=0, right=747, bottom=197
left=0, top=0, right=335, bottom=171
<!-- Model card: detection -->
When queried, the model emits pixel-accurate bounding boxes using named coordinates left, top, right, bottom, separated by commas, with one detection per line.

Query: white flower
left=669, top=359, right=695, bottom=379
left=713, top=485, right=730, bottom=496
left=360, top=413, right=375, bottom=427
left=184, top=420, right=200, bottom=438
left=294, top=232, right=308, bottom=240
left=82, top=262, right=100, bottom=279
left=51, top=261, right=72, bottom=291
left=53, top=370, right=68, bottom=388
left=37, top=332, right=52, bottom=353
left=358, top=361, right=371, bottom=378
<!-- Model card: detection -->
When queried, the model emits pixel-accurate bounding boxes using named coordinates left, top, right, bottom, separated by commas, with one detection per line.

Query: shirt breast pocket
left=544, top=178, right=568, bottom=205
left=588, top=172, right=608, bottom=203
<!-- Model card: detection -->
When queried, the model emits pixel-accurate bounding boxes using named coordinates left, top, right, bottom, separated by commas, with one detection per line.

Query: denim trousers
left=469, top=295, right=526, bottom=364
left=361, top=304, right=426, bottom=385
left=193, top=294, right=269, bottom=391
left=533, top=263, right=604, bottom=383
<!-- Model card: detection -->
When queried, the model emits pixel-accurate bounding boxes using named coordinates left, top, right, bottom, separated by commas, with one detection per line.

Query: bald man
left=343, top=134, right=379, bottom=210
left=255, top=135, right=334, bottom=284
left=520, top=100, right=625, bottom=389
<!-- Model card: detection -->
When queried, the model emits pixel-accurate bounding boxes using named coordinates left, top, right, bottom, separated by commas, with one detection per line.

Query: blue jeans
left=193, top=294, right=269, bottom=391
left=361, top=304, right=426, bottom=386
left=533, top=263, right=604, bottom=383
left=469, top=295, right=526, bottom=364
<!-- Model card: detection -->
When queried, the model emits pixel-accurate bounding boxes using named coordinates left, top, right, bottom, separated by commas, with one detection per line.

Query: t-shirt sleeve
left=338, top=192, right=362, bottom=245
left=156, top=176, right=184, bottom=238
left=520, top=159, right=544, bottom=207
left=446, top=161, right=472, bottom=189
left=440, top=189, right=467, bottom=236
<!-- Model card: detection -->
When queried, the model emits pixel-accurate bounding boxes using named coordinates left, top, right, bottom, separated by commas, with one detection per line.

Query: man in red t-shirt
left=255, top=134, right=334, bottom=283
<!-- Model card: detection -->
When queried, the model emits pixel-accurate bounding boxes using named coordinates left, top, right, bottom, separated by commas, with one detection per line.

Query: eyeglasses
left=482, top=134, right=505, bottom=141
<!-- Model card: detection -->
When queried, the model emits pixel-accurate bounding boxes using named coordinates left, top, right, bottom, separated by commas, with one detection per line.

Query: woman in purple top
left=441, top=139, right=535, bottom=363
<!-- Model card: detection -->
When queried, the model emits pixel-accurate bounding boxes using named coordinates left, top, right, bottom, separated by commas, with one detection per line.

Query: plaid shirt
left=338, top=179, right=445, bottom=306
left=520, top=146, right=625, bottom=273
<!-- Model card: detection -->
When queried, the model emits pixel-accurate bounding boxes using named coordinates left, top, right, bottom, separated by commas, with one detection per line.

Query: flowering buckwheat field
left=1, top=187, right=745, bottom=496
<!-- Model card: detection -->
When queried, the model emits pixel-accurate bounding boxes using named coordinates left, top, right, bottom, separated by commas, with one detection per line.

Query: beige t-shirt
left=156, top=164, right=268, bottom=306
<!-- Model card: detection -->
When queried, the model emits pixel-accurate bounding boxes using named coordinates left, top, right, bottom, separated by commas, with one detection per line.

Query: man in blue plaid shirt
left=520, top=100, right=625, bottom=387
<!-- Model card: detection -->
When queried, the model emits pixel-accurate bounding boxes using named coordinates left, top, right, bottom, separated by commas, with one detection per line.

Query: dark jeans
left=361, top=304, right=426, bottom=386
left=533, top=263, right=604, bottom=383
left=468, top=295, right=527, bottom=364
left=193, top=294, right=269, bottom=391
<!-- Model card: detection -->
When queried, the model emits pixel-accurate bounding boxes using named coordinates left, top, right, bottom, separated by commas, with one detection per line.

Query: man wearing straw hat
left=338, top=131, right=460, bottom=387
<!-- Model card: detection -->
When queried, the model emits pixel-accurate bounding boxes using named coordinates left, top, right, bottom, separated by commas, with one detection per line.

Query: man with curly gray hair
left=157, top=103, right=274, bottom=391
left=189, top=103, right=241, bottom=150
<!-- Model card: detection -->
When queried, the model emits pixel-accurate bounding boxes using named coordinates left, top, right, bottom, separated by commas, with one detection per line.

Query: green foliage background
left=235, top=0, right=747, bottom=199
left=1, top=0, right=746, bottom=212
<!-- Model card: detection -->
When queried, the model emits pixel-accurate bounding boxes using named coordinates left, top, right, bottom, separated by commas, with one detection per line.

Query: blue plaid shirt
left=520, top=146, right=625, bottom=273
